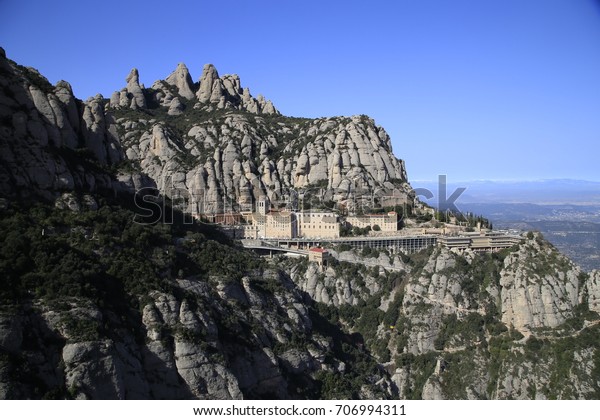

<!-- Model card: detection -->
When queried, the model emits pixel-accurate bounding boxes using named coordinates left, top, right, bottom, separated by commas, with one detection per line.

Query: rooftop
left=309, top=247, right=327, bottom=253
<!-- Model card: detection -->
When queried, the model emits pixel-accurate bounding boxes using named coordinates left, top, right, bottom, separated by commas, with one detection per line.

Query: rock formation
left=1, top=49, right=599, bottom=401
left=0, top=49, right=411, bottom=211
left=499, top=234, right=580, bottom=333
left=288, top=236, right=600, bottom=400
left=165, top=63, right=195, bottom=100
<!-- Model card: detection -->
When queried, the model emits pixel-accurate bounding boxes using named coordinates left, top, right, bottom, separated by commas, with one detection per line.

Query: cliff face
left=3, top=226, right=598, bottom=400
left=0, top=48, right=411, bottom=212
left=499, top=237, right=581, bottom=333
left=0, top=49, right=122, bottom=200
left=287, top=235, right=600, bottom=400
left=0, top=203, right=394, bottom=400
left=1, top=270, right=386, bottom=399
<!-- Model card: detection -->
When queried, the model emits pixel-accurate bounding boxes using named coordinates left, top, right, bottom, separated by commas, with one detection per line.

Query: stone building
left=265, top=211, right=296, bottom=239
left=296, top=211, right=340, bottom=239
left=308, top=247, right=329, bottom=267
left=346, top=211, right=398, bottom=232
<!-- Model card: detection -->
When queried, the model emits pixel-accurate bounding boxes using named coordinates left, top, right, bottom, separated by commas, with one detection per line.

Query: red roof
left=309, top=247, right=327, bottom=253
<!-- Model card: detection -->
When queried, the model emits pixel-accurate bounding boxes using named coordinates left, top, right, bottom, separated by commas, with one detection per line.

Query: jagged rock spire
left=165, top=63, right=195, bottom=100
left=197, top=64, right=220, bottom=103
left=125, top=68, right=146, bottom=109
left=108, top=62, right=279, bottom=114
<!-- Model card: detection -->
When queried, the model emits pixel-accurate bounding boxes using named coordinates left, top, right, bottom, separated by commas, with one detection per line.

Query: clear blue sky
left=2, top=0, right=599, bottom=182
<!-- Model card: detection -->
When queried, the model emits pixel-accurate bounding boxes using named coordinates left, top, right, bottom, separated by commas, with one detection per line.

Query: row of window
left=301, top=224, right=337, bottom=230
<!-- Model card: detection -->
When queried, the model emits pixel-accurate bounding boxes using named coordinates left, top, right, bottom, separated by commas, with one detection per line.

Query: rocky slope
left=0, top=49, right=122, bottom=201
left=0, top=205, right=394, bottom=399
left=3, top=212, right=599, bottom=400
left=0, top=47, right=411, bottom=212
left=0, top=269, right=381, bottom=399
left=286, top=235, right=600, bottom=399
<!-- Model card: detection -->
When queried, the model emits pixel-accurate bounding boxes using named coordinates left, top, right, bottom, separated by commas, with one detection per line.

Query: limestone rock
left=585, top=270, right=600, bottom=313
left=81, top=95, right=123, bottom=164
left=499, top=236, right=580, bottom=333
left=197, top=64, right=220, bottom=103
left=55, top=192, right=81, bottom=212
left=125, top=68, right=146, bottom=109
left=121, top=111, right=410, bottom=226
left=402, top=248, right=473, bottom=354
left=422, top=378, right=445, bottom=400
left=173, top=340, right=242, bottom=399
left=168, top=97, right=185, bottom=115
left=278, top=349, right=315, bottom=374
left=193, top=64, right=279, bottom=114
left=62, top=340, right=149, bottom=399
left=165, top=63, right=195, bottom=100
left=0, top=52, right=118, bottom=199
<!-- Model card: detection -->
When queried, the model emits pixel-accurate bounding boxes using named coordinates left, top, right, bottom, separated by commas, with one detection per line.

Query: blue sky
left=1, top=0, right=599, bottom=182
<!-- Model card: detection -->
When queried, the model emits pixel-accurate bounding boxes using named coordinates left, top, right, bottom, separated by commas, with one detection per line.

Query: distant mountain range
left=413, top=178, right=600, bottom=206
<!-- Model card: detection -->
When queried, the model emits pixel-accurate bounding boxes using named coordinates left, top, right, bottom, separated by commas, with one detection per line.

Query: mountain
left=1, top=48, right=600, bottom=400
left=0, top=47, right=411, bottom=212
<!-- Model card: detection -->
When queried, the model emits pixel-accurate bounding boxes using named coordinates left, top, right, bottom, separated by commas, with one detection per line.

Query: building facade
left=265, top=211, right=296, bottom=239
left=437, top=232, right=522, bottom=253
left=296, top=212, right=340, bottom=239
left=308, top=247, right=329, bottom=267
left=346, top=212, right=398, bottom=232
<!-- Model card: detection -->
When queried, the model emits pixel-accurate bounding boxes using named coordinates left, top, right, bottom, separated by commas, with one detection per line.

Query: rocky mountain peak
left=125, top=68, right=140, bottom=85
left=106, top=61, right=278, bottom=116
left=165, top=62, right=195, bottom=100
left=109, top=68, right=146, bottom=110
left=197, top=63, right=220, bottom=103
left=0, top=50, right=408, bottom=209
left=192, top=63, right=279, bottom=115
left=55, top=79, right=73, bottom=91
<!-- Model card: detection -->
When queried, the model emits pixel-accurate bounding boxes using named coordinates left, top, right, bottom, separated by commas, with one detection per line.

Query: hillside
left=1, top=48, right=600, bottom=400
left=0, top=47, right=411, bottom=213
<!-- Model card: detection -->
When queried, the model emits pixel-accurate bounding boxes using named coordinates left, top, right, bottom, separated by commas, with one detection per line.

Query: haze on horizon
left=1, top=0, right=599, bottom=183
